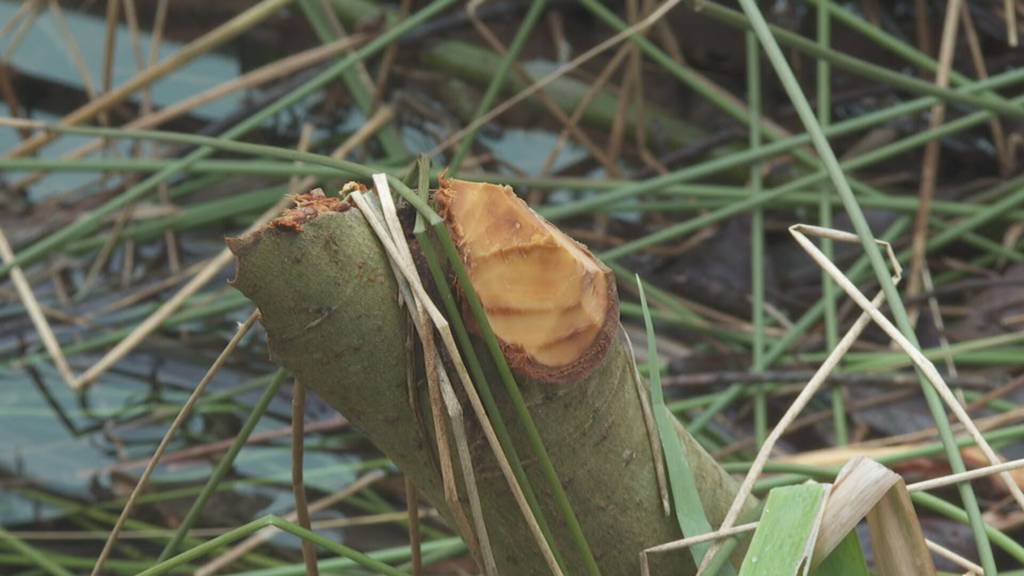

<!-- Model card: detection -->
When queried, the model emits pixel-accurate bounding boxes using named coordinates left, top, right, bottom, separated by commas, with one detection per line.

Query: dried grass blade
left=353, top=181, right=546, bottom=575
left=641, top=523, right=758, bottom=576
left=1005, top=0, right=1019, bottom=47
left=6, top=0, right=299, bottom=159
left=290, top=378, right=319, bottom=576
left=72, top=108, right=392, bottom=388
left=866, top=478, right=936, bottom=575
left=410, top=164, right=568, bottom=575
left=925, top=539, right=982, bottom=575
left=369, top=174, right=491, bottom=570
left=0, top=226, right=76, bottom=388
left=90, top=310, right=260, bottom=576
left=700, top=226, right=892, bottom=572
left=812, top=457, right=899, bottom=564
left=790, top=223, right=1024, bottom=512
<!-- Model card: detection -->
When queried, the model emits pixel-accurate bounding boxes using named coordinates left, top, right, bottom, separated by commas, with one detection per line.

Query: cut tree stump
left=227, top=186, right=756, bottom=575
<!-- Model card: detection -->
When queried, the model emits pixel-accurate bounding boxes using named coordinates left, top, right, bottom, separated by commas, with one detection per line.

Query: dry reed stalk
left=72, top=106, right=394, bottom=388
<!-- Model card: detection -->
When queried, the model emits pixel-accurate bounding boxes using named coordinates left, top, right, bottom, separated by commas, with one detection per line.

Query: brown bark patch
left=268, top=187, right=352, bottom=232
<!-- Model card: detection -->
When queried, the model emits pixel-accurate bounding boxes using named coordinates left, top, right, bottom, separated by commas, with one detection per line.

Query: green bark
left=228, top=207, right=755, bottom=575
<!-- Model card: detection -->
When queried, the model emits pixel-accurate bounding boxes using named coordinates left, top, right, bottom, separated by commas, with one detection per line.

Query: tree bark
left=228, top=204, right=755, bottom=575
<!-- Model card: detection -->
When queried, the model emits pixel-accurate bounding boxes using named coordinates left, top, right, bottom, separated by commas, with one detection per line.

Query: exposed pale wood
left=229, top=189, right=754, bottom=575
left=437, top=177, right=617, bottom=383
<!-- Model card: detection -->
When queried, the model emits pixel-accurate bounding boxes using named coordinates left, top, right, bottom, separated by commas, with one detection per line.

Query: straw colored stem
left=5, top=0, right=299, bottom=159
left=195, top=471, right=384, bottom=575
left=299, top=0, right=407, bottom=159
left=71, top=107, right=393, bottom=388
left=925, top=540, right=983, bottom=575
left=790, top=226, right=1024, bottom=511
left=1, top=0, right=455, bottom=278
left=370, top=0, right=410, bottom=112
left=412, top=162, right=569, bottom=574
left=291, top=379, right=319, bottom=576
left=0, top=227, right=76, bottom=388
left=0, top=0, right=40, bottom=40
left=404, top=478, right=423, bottom=576
left=1006, top=0, right=1019, bottom=47
left=155, top=371, right=286, bottom=563
left=426, top=0, right=685, bottom=158
left=801, top=0, right=1014, bottom=120
left=623, top=328, right=670, bottom=516
left=645, top=523, right=758, bottom=560
left=907, top=0, right=963, bottom=313
left=1, top=0, right=42, bottom=60
left=700, top=256, right=888, bottom=572
left=467, top=12, right=618, bottom=176
left=449, top=0, right=547, bottom=173
left=351, top=189, right=551, bottom=575
left=47, top=0, right=99, bottom=99
left=908, top=458, right=1024, bottom=493
left=365, top=176, right=487, bottom=568
left=101, top=0, right=120, bottom=98
left=13, top=34, right=367, bottom=191
left=959, top=4, right=1010, bottom=174
left=90, top=311, right=259, bottom=576
left=732, top=1, right=997, bottom=570
left=536, top=43, right=630, bottom=180
left=430, top=219, right=603, bottom=574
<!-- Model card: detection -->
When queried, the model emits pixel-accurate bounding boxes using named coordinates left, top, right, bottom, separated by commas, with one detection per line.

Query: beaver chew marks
left=268, top=188, right=351, bottom=232
left=436, top=176, right=618, bottom=384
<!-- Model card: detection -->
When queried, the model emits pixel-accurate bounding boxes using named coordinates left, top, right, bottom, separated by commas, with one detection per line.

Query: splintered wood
left=436, top=176, right=618, bottom=384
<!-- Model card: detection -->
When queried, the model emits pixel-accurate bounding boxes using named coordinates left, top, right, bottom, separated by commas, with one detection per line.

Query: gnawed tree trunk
left=227, top=191, right=756, bottom=575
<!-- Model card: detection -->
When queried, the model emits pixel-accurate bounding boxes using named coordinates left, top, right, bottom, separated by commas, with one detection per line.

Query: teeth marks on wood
left=435, top=176, right=618, bottom=384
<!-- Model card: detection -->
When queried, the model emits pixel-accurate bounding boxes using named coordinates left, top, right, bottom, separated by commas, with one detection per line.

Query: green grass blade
left=746, top=30, right=767, bottom=449
left=156, top=369, right=286, bottom=561
left=298, top=0, right=407, bottom=160
left=0, top=0, right=458, bottom=278
left=636, top=276, right=720, bottom=571
left=225, top=538, right=465, bottom=576
left=0, top=527, right=75, bottom=576
left=699, top=2, right=1023, bottom=119
left=430, top=220, right=602, bottom=576
left=810, top=529, right=870, bottom=576
left=738, top=484, right=827, bottom=576
left=815, top=0, right=846, bottom=447
left=734, top=0, right=996, bottom=570
left=410, top=157, right=569, bottom=574
left=141, top=515, right=408, bottom=576
left=448, top=0, right=547, bottom=174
